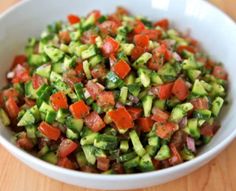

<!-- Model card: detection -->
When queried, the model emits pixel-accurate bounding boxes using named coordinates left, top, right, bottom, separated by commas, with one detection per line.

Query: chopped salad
left=0, top=7, right=228, bottom=173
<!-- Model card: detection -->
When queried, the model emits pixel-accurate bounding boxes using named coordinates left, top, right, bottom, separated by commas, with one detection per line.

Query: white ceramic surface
left=0, top=0, right=236, bottom=190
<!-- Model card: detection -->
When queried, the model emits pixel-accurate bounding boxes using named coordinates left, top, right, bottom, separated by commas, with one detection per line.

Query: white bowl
left=0, top=0, right=236, bottom=190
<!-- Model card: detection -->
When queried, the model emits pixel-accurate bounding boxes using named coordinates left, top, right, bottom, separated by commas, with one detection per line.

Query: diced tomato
left=88, top=10, right=101, bottom=21
left=115, top=7, right=129, bottom=16
left=11, top=64, right=31, bottom=83
left=137, top=117, right=154, bottom=132
left=24, top=97, right=36, bottom=107
left=3, top=88, right=19, bottom=98
left=158, top=43, right=172, bottom=61
left=112, top=163, right=124, bottom=174
left=75, top=62, right=84, bottom=76
left=91, top=64, right=107, bottom=79
left=212, top=66, right=228, bottom=80
left=63, top=74, right=82, bottom=89
left=97, top=91, right=115, bottom=107
left=200, top=123, right=215, bottom=137
left=177, top=45, right=195, bottom=54
left=109, top=107, right=134, bottom=129
left=131, top=46, right=145, bottom=61
left=86, top=80, right=104, bottom=100
left=50, top=92, right=68, bottom=111
left=126, top=107, right=142, bottom=120
left=134, top=34, right=149, bottom=49
left=58, top=157, right=76, bottom=169
left=147, top=50, right=163, bottom=71
left=32, top=74, right=46, bottom=89
left=113, top=59, right=131, bottom=79
left=151, top=108, right=169, bottom=123
left=154, top=19, right=169, bottom=30
left=80, top=165, right=97, bottom=173
left=141, top=29, right=161, bottom=41
left=69, top=100, right=90, bottom=119
left=204, top=59, right=214, bottom=70
left=85, top=111, right=106, bottom=132
left=80, top=30, right=97, bottom=44
left=67, top=14, right=80, bottom=25
left=169, top=144, right=182, bottom=165
left=191, top=98, right=209, bottom=110
left=101, top=37, right=119, bottom=57
left=58, top=139, right=78, bottom=158
left=107, top=14, right=122, bottom=26
left=97, top=157, right=110, bottom=171
left=11, top=55, right=27, bottom=69
left=59, top=31, right=71, bottom=44
left=38, top=122, right=61, bottom=141
left=109, top=54, right=117, bottom=67
left=5, top=97, right=20, bottom=119
left=156, top=122, right=176, bottom=139
left=99, top=20, right=119, bottom=36
left=152, top=83, right=174, bottom=100
left=172, top=78, right=189, bottom=101
left=133, top=20, right=145, bottom=34
left=16, top=133, right=34, bottom=150
left=152, top=159, right=161, bottom=170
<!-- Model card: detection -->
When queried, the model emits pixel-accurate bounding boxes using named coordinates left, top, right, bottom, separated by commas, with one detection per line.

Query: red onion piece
left=186, top=136, right=196, bottom=153
left=179, top=117, right=187, bottom=128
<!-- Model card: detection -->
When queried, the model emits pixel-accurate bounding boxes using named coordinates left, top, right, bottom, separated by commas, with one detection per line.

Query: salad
left=0, top=7, right=228, bottom=173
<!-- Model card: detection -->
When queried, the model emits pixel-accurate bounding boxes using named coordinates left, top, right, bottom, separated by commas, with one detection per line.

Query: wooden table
left=0, top=0, right=236, bottom=191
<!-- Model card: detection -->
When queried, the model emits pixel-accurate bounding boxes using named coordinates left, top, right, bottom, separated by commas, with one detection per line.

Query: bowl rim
left=0, top=0, right=236, bottom=180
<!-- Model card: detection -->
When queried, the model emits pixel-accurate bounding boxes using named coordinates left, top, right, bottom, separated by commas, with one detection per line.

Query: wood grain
left=0, top=0, right=236, bottom=191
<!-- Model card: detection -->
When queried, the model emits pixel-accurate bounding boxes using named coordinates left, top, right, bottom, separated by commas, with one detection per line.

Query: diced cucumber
left=187, top=69, right=201, bottom=82
left=94, top=148, right=107, bottom=158
left=151, top=72, right=163, bottom=85
left=45, top=110, right=57, bottom=124
left=44, top=45, right=64, bottom=62
left=119, top=152, right=137, bottom=162
left=95, top=36, right=103, bottom=48
left=181, top=148, right=195, bottom=160
left=119, top=86, right=128, bottom=104
left=139, top=153, right=155, bottom=172
left=26, top=125, right=37, bottom=139
left=35, top=64, right=51, bottom=78
left=76, top=151, right=88, bottom=167
left=127, top=83, right=141, bottom=97
left=62, top=56, right=76, bottom=70
left=39, top=102, right=54, bottom=114
left=211, top=96, right=224, bottom=117
left=158, top=63, right=177, bottom=82
left=17, top=110, right=35, bottom=126
left=66, top=117, right=84, bottom=133
left=142, top=95, right=153, bottom=117
left=182, top=56, right=202, bottom=70
left=120, top=140, right=129, bottom=153
left=0, top=108, right=10, bottom=126
left=145, top=145, right=158, bottom=157
left=155, top=144, right=170, bottom=160
left=38, top=145, right=49, bottom=157
left=211, top=83, right=225, bottom=98
left=82, top=14, right=95, bottom=29
left=106, top=71, right=124, bottom=89
left=184, top=118, right=200, bottom=139
left=200, top=80, right=212, bottom=92
left=42, top=152, right=57, bottom=164
left=82, top=145, right=96, bottom=165
left=138, top=68, right=150, bottom=88
left=94, top=134, right=118, bottom=150
left=148, top=136, right=160, bottom=147
left=133, top=52, right=152, bottom=68
left=36, top=84, right=52, bottom=105
left=193, top=109, right=212, bottom=120
left=192, top=79, right=207, bottom=96
left=74, top=83, right=85, bottom=101
left=66, top=128, right=78, bottom=140
left=25, top=81, right=37, bottom=99
left=83, top=60, right=92, bottom=80
left=120, top=43, right=135, bottom=55
left=81, top=45, right=96, bottom=60
left=125, top=73, right=135, bottom=85
left=56, top=109, right=69, bottom=123
left=153, top=100, right=166, bottom=110
left=28, top=54, right=47, bottom=66
left=170, top=102, right=193, bottom=123
left=129, top=130, right=146, bottom=157
left=89, top=55, right=103, bottom=67
left=80, top=132, right=98, bottom=145
left=50, top=71, right=63, bottom=82
left=123, top=156, right=140, bottom=169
